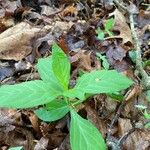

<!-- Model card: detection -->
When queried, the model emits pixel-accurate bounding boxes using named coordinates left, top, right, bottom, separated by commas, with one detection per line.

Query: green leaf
left=129, top=50, right=136, bottom=63
left=70, top=70, right=133, bottom=99
left=63, top=89, right=85, bottom=101
left=70, top=110, right=106, bottom=150
left=104, top=18, right=114, bottom=31
left=0, top=80, right=61, bottom=108
left=52, top=43, right=70, bottom=90
left=8, top=146, right=23, bottom=150
left=96, top=53, right=109, bottom=70
left=143, top=60, right=150, bottom=68
left=35, top=100, right=69, bottom=121
left=37, top=56, right=64, bottom=92
left=96, top=27, right=105, bottom=40
left=145, top=122, right=150, bottom=128
left=107, top=92, right=124, bottom=101
left=146, top=90, right=150, bottom=102
left=144, top=109, right=150, bottom=119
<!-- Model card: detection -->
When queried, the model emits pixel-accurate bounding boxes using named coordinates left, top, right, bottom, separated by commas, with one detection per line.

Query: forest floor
left=0, top=0, right=150, bottom=150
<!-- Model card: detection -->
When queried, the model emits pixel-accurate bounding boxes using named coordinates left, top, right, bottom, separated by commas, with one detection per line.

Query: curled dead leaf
left=110, top=9, right=133, bottom=45
left=0, top=22, right=51, bottom=60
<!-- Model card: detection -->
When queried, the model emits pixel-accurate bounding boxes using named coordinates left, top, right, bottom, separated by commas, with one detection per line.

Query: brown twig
left=106, top=88, right=133, bottom=140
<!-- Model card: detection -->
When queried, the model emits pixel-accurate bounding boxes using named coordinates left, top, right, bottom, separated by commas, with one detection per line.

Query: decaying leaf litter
left=0, top=0, right=150, bottom=149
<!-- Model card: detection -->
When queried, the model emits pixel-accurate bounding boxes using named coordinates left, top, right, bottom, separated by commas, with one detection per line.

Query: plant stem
left=129, top=14, right=150, bottom=89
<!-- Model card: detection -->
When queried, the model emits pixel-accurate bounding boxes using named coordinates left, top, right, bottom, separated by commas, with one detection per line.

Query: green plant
left=135, top=104, right=150, bottom=128
left=96, top=52, right=109, bottom=70
left=96, top=18, right=114, bottom=40
left=0, top=44, right=133, bottom=150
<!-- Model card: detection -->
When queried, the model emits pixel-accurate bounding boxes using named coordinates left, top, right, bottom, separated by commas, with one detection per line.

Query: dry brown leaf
left=137, top=10, right=150, bottom=28
left=57, top=134, right=70, bottom=150
left=0, top=22, right=51, bottom=60
left=52, top=21, right=74, bottom=32
left=125, top=85, right=142, bottom=101
left=111, top=9, right=133, bottom=44
left=34, top=137, right=49, bottom=150
left=0, top=108, right=22, bottom=127
left=60, top=5, right=78, bottom=17
left=85, top=104, right=107, bottom=137
left=71, top=50, right=101, bottom=72
left=0, top=17, right=15, bottom=33
left=28, top=111, right=40, bottom=133
left=118, top=118, right=150, bottom=150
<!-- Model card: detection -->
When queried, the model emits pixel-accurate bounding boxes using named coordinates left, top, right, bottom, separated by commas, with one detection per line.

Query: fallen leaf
left=28, top=111, right=40, bottom=133
left=0, top=17, right=15, bottom=33
left=0, top=22, right=51, bottom=60
left=106, top=45, right=126, bottom=62
left=0, top=0, right=17, bottom=14
left=71, top=50, right=101, bottom=72
left=34, top=137, right=49, bottom=150
left=41, top=5, right=63, bottom=16
left=137, top=10, right=150, bottom=28
left=118, top=118, right=150, bottom=150
left=60, top=5, right=78, bottom=18
left=106, top=44, right=131, bottom=72
left=0, top=67, right=14, bottom=81
left=57, top=135, right=70, bottom=150
left=85, top=104, right=107, bottom=137
left=110, top=9, right=133, bottom=44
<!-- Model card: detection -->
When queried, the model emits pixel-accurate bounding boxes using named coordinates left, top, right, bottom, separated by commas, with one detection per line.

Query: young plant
left=96, top=18, right=114, bottom=40
left=0, top=44, right=133, bottom=150
left=96, top=52, right=110, bottom=70
left=135, top=104, right=150, bottom=128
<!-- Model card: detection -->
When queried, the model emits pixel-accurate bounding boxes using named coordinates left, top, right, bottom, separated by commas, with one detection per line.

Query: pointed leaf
left=96, top=27, right=104, bottom=40
left=0, top=80, right=61, bottom=108
left=35, top=100, right=69, bottom=121
left=144, top=109, right=150, bottom=119
left=70, top=110, right=106, bottom=150
left=37, top=56, right=64, bottom=91
left=8, top=147, right=23, bottom=150
left=52, top=43, right=70, bottom=90
left=96, top=53, right=109, bottom=70
left=105, top=18, right=114, bottom=31
left=68, top=70, right=133, bottom=99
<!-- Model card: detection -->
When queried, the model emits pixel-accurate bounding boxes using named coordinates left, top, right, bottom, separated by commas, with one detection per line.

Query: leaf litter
left=0, top=0, right=150, bottom=149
